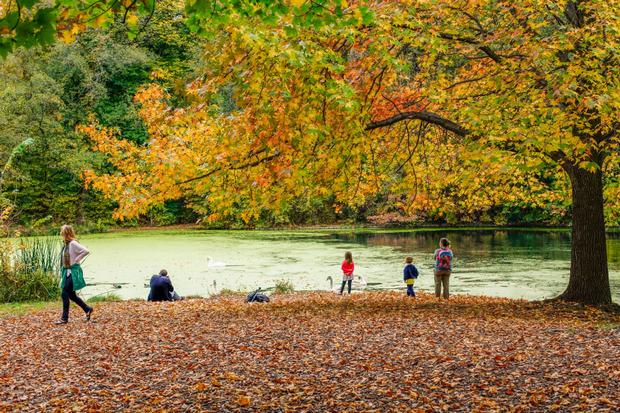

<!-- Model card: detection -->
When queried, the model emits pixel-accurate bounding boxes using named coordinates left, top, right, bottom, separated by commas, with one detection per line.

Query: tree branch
left=438, top=33, right=502, bottom=63
left=365, top=111, right=470, bottom=137
left=178, top=151, right=280, bottom=186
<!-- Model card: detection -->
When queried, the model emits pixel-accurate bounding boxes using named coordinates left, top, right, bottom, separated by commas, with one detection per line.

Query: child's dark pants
left=340, top=280, right=352, bottom=294
left=406, top=284, right=415, bottom=297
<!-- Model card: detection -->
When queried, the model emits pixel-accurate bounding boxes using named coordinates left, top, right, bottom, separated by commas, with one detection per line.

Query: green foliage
left=0, top=3, right=57, bottom=57
left=87, top=293, right=122, bottom=303
left=0, top=270, right=60, bottom=302
left=273, top=279, right=294, bottom=294
left=0, top=236, right=60, bottom=303
left=0, top=5, right=197, bottom=231
left=15, top=237, right=60, bottom=275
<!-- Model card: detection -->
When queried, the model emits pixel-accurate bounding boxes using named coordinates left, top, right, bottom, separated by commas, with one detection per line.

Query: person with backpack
left=433, top=238, right=453, bottom=299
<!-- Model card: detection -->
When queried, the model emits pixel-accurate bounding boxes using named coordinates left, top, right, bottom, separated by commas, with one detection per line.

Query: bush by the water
left=274, top=279, right=295, bottom=294
left=87, top=293, right=122, bottom=303
left=0, top=237, right=60, bottom=303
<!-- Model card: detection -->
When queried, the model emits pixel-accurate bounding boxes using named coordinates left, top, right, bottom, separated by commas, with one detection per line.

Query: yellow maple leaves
left=79, top=0, right=619, bottom=225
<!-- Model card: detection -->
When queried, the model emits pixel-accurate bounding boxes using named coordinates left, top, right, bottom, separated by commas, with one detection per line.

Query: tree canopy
left=1, top=0, right=618, bottom=303
left=80, top=1, right=618, bottom=222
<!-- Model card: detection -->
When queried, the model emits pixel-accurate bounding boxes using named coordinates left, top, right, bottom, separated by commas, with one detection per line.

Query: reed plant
left=0, top=270, right=60, bottom=302
left=0, top=236, right=61, bottom=303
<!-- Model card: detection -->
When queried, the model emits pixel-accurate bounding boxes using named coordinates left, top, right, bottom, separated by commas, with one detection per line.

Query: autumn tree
left=368, top=0, right=619, bottom=305
left=0, top=1, right=200, bottom=228
left=3, top=0, right=618, bottom=305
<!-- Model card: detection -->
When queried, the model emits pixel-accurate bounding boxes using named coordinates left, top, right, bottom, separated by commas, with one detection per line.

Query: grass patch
left=595, top=321, right=620, bottom=331
left=0, top=300, right=58, bottom=318
left=87, top=293, right=122, bottom=303
left=273, top=279, right=295, bottom=294
left=217, top=288, right=239, bottom=296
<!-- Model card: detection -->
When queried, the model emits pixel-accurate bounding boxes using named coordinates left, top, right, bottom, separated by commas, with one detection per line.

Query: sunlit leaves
left=79, top=0, right=620, bottom=225
left=0, top=0, right=156, bottom=55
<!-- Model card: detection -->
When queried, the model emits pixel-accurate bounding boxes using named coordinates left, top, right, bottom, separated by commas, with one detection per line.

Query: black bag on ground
left=246, top=288, right=270, bottom=303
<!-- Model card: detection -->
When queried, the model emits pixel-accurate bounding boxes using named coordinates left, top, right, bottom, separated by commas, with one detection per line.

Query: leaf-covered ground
left=0, top=292, right=618, bottom=412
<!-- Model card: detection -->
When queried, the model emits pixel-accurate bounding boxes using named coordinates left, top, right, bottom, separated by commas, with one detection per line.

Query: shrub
left=0, top=236, right=61, bottom=303
left=274, top=279, right=295, bottom=294
left=87, top=293, right=122, bottom=303
left=0, top=270, right=61, bottom=302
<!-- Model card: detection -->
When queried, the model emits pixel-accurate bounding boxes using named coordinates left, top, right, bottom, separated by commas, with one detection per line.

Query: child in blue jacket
left=403, top=256, right=419, bottom=297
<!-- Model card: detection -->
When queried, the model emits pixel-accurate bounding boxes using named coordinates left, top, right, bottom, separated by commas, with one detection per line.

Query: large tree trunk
left=559, top=166, right=612, bottom=304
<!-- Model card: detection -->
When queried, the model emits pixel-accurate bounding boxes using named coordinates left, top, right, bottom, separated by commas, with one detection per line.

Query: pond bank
left=1, top=292, right=618, bottom=411
left=80, top=222, right=620, bottom=235
left=10, top=222, right=620, bottom=239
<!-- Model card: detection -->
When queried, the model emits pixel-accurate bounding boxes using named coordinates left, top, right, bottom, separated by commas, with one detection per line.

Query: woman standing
left=55, top=225, right=93, bottom=324
left=434, top=238, right=453, bottom=300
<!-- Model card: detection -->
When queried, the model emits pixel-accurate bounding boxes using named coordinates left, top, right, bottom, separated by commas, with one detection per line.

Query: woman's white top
left=65, top=240, right=90, bottom=266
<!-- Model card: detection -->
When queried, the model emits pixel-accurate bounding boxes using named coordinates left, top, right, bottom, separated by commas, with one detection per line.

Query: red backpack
left=436, top=249, right=452, bottom=270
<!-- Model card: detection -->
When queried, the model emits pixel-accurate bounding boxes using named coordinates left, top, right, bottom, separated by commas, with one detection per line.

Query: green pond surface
left=78, top=229, right=620, bottom=302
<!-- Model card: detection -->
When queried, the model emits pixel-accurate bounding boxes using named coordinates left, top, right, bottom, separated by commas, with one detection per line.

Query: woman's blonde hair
left=60, top=225, right=76, bottom=243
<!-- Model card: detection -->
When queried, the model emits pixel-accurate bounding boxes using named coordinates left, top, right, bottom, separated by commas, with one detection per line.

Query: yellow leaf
left=93, top=14, right=108, bottom=28
left=237, top=395, right=251, bottom=407
left=126, top=13, right=139, bottom=26
left=194, top=382, right=208, bottom=391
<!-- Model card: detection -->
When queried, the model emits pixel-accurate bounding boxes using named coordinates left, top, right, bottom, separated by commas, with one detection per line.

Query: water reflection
left=332, top=230, right=573, bottom=261
left=81, top=229, right=620, bottom=302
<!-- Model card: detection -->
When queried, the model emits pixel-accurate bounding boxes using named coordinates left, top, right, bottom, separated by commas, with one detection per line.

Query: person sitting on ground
left=147, top=269, right=182, bottom=301
left=403, top=256, right=419, bottom=298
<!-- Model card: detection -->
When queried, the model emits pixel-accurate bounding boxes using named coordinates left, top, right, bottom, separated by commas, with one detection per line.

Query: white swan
left=326, top=276, right=340, bottom=293
left=207, top=257, right=227, bottom=268
left=207, top=280, right=218, bottom=296
left=353, top=275, right=367, bottom=290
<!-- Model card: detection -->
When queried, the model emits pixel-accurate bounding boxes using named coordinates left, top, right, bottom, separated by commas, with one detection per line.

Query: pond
left=77, top=229, right=620, bottom=302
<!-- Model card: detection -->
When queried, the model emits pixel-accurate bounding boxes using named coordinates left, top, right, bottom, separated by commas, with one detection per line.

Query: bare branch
left=366, top=111, right=469, bottom=137
left=178, top=151, right=279, bottom=186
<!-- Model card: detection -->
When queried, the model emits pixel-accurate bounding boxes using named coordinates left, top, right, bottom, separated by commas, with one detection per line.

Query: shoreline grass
left=0, top=300, right=59, bottom=318
left=8, top=223, right=620, bottom=241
